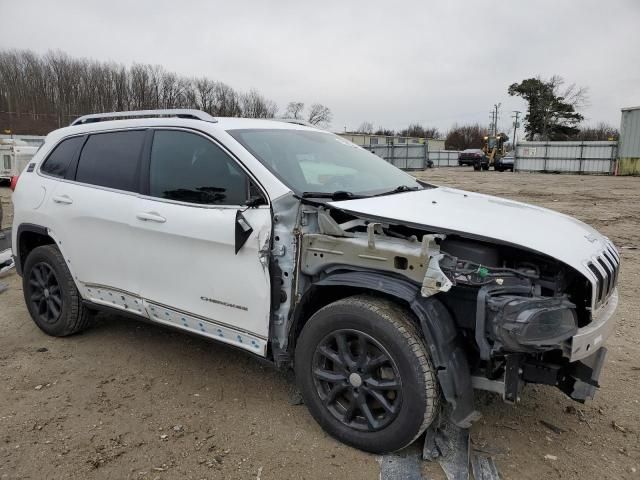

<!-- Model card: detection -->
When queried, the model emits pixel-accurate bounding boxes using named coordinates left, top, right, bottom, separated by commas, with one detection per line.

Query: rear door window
left=148, top=130, right=249, bottom=205
left=41, top=136, right=85, bottom=178
left=75, top=130, right=145, bottom=192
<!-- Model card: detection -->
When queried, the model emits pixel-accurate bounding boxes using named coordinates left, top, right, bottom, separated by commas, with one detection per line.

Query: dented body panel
left=329, top=186, right=618, bottom=310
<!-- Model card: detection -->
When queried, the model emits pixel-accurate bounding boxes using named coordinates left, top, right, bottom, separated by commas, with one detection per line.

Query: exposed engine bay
left=282, top=203, right=611, bottom=411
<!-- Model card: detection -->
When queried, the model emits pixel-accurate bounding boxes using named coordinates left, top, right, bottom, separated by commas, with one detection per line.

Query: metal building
left=618, top=106, right=640, bottom=175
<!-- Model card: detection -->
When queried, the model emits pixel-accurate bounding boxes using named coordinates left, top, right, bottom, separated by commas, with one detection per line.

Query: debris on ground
left=287, top=387, right=304, bottom=406
left=0, top=247, right=14, bottom=278
left=611, top=421, right=626, bottom=433
left=378, top=448, right=422, bottom=480
left=539, top=420, right=565, bottom=434
left=471, top=451, right=501, bottom=480
left=422, top=417, right=501, bottom=480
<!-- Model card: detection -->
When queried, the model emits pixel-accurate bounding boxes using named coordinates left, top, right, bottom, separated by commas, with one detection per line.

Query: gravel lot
left=0, top=168, right=638, bottom=479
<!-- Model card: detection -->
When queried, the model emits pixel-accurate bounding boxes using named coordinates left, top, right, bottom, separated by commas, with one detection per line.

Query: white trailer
left=0, top=140, right=39, bottom=183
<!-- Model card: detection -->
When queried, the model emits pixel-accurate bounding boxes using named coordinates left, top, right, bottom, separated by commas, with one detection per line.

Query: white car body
left=11, top=117, right=301, bottom=356
left=11, top=110, right=620, bottom=438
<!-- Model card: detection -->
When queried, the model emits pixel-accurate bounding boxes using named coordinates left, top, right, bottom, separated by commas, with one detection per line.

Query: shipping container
left=618, top=106, right=640, bottom=175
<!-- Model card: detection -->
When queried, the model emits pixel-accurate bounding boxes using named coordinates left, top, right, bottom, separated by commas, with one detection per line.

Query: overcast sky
left=2, top=0, right=639, bottom=137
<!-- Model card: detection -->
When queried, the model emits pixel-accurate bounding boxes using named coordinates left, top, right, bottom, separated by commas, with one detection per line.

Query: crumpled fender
left=314, top=269, right=480, bottom=428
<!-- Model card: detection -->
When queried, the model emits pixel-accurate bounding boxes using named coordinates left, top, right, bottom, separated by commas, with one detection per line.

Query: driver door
left=132, top=128, right=272, bottom=355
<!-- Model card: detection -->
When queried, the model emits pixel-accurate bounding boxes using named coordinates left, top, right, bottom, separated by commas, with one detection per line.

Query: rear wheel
left=295, top=295, right=440, bottom=453
left=23, top=245, right=92, bottom=336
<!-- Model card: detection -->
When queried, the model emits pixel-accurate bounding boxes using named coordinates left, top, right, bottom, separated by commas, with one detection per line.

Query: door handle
left=136, top=211, right=166, bottom=223
left=52, top=194, right=73, bottom=205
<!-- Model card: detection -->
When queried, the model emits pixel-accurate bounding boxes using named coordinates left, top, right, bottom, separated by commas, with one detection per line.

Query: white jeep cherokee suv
left=11, top=110, right=619, bottom=454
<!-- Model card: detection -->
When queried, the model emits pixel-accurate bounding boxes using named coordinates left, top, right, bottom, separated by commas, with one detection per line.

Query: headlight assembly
left=487, top=295, right=578, bottom=352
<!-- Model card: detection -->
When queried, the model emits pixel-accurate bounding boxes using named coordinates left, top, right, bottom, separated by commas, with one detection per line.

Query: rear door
left=132, top=129, right=272, bottom=354
left=43, top=130, right=146, bottom=309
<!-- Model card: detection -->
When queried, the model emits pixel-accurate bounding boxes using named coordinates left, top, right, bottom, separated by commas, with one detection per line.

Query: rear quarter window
left=41, top=136, right=85, bottom=178
left=75, top=130, right=145, bottom=192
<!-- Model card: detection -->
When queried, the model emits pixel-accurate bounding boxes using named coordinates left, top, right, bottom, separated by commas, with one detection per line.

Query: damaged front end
left=301, top=213, right=452, bottom=298
left=272, top=196, right=618, bottom=429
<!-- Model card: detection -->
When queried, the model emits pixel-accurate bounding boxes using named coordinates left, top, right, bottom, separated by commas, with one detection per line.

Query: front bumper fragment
left=522, top=346, right=608, bottom=402
left=568, top=289, right=618, bottom=361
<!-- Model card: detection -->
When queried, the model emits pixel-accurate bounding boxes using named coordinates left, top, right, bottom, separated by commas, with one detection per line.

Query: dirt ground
left=0, top=169, right=638, bottom=480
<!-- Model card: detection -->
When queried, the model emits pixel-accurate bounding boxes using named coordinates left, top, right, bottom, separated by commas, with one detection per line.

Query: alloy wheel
left=311, top=329, right=402, bottom=432
left=28, top=262, right=63, bottom=325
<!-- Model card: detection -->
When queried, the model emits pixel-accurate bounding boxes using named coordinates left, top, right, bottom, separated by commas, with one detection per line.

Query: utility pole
left=489, top=103, right=501, bottom=136
left=511, top=111, right=521, bottom=148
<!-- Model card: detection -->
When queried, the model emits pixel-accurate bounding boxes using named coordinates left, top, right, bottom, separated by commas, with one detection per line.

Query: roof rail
left=70, top=109, right=217, bottom=126
left=273, top=118, right=317, bottom=128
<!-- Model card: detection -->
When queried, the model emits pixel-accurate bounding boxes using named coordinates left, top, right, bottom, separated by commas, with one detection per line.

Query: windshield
left=228, top=129, right=423, bottom=196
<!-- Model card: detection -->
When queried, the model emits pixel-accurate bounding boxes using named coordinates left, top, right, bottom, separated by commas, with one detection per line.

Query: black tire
left=473, top=164, right=481, bottom=171
left=295, top=295, right=440, bottom=453
left=23, top=245, right=92, bottom=336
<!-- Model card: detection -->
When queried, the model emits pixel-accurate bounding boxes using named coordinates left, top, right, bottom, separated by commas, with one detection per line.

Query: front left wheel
left=23, top=245, right=92, bottom=336
left=295, top=295, right=440, bottom=454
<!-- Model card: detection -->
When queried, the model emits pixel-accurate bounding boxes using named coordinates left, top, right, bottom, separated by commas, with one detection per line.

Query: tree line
left=0, top=49, right=332, bottom=134
left=353, top=121, right=490, bottom=150
left=352, top=75, right=618, bottom=150
left=0, top=52, right=618, bottom=147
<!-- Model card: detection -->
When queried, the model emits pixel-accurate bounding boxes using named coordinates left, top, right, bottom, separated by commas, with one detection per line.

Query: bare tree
left=398, top=123, right=441, bottom=139
left=357, top=121, right=373, bottom=134
left=374, top=127, right=395, bottom=136
left=213, top=82, right=242, bottom=117
left=241, top=89, right=277, bottom=118
left=0, top=48, right=282, bottom=134
left=285, top=101, right=305, bottom=119
left=445, top=123, right=487, bottom=150
left=307, top=103, right=332, bottom=127
left=574, top=122, right=619, bottom=141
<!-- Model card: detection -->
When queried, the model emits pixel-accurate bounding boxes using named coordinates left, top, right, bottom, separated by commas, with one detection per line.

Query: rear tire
left=23, top=245, right=92, bottom=336
left=295, top=295, right=440, bottom=453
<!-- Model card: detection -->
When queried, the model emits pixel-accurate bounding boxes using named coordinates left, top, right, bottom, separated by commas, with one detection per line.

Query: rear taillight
left=9, top=175, right=19, bottom=191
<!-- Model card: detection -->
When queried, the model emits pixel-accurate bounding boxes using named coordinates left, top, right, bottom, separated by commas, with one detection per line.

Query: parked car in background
left=458, top=149, right=488, bottom=169
left=495, top=152, right=515, bottom=172
left=10, top=109, right=620, bottom=455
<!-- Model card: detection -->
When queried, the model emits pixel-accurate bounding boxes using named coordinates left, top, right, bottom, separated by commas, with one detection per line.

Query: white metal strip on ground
left=470, top=452, right=501, bottom=480
left=378, top=450, right=423, bottom=480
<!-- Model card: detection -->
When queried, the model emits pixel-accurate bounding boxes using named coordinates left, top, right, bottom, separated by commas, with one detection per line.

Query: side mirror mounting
left=245, top=195, right=266, bottom=208
left=235, top=210, right=254, bottom=254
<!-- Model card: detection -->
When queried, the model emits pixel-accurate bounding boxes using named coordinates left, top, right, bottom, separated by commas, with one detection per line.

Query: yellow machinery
left=482, top=134, right=507, bottom=169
